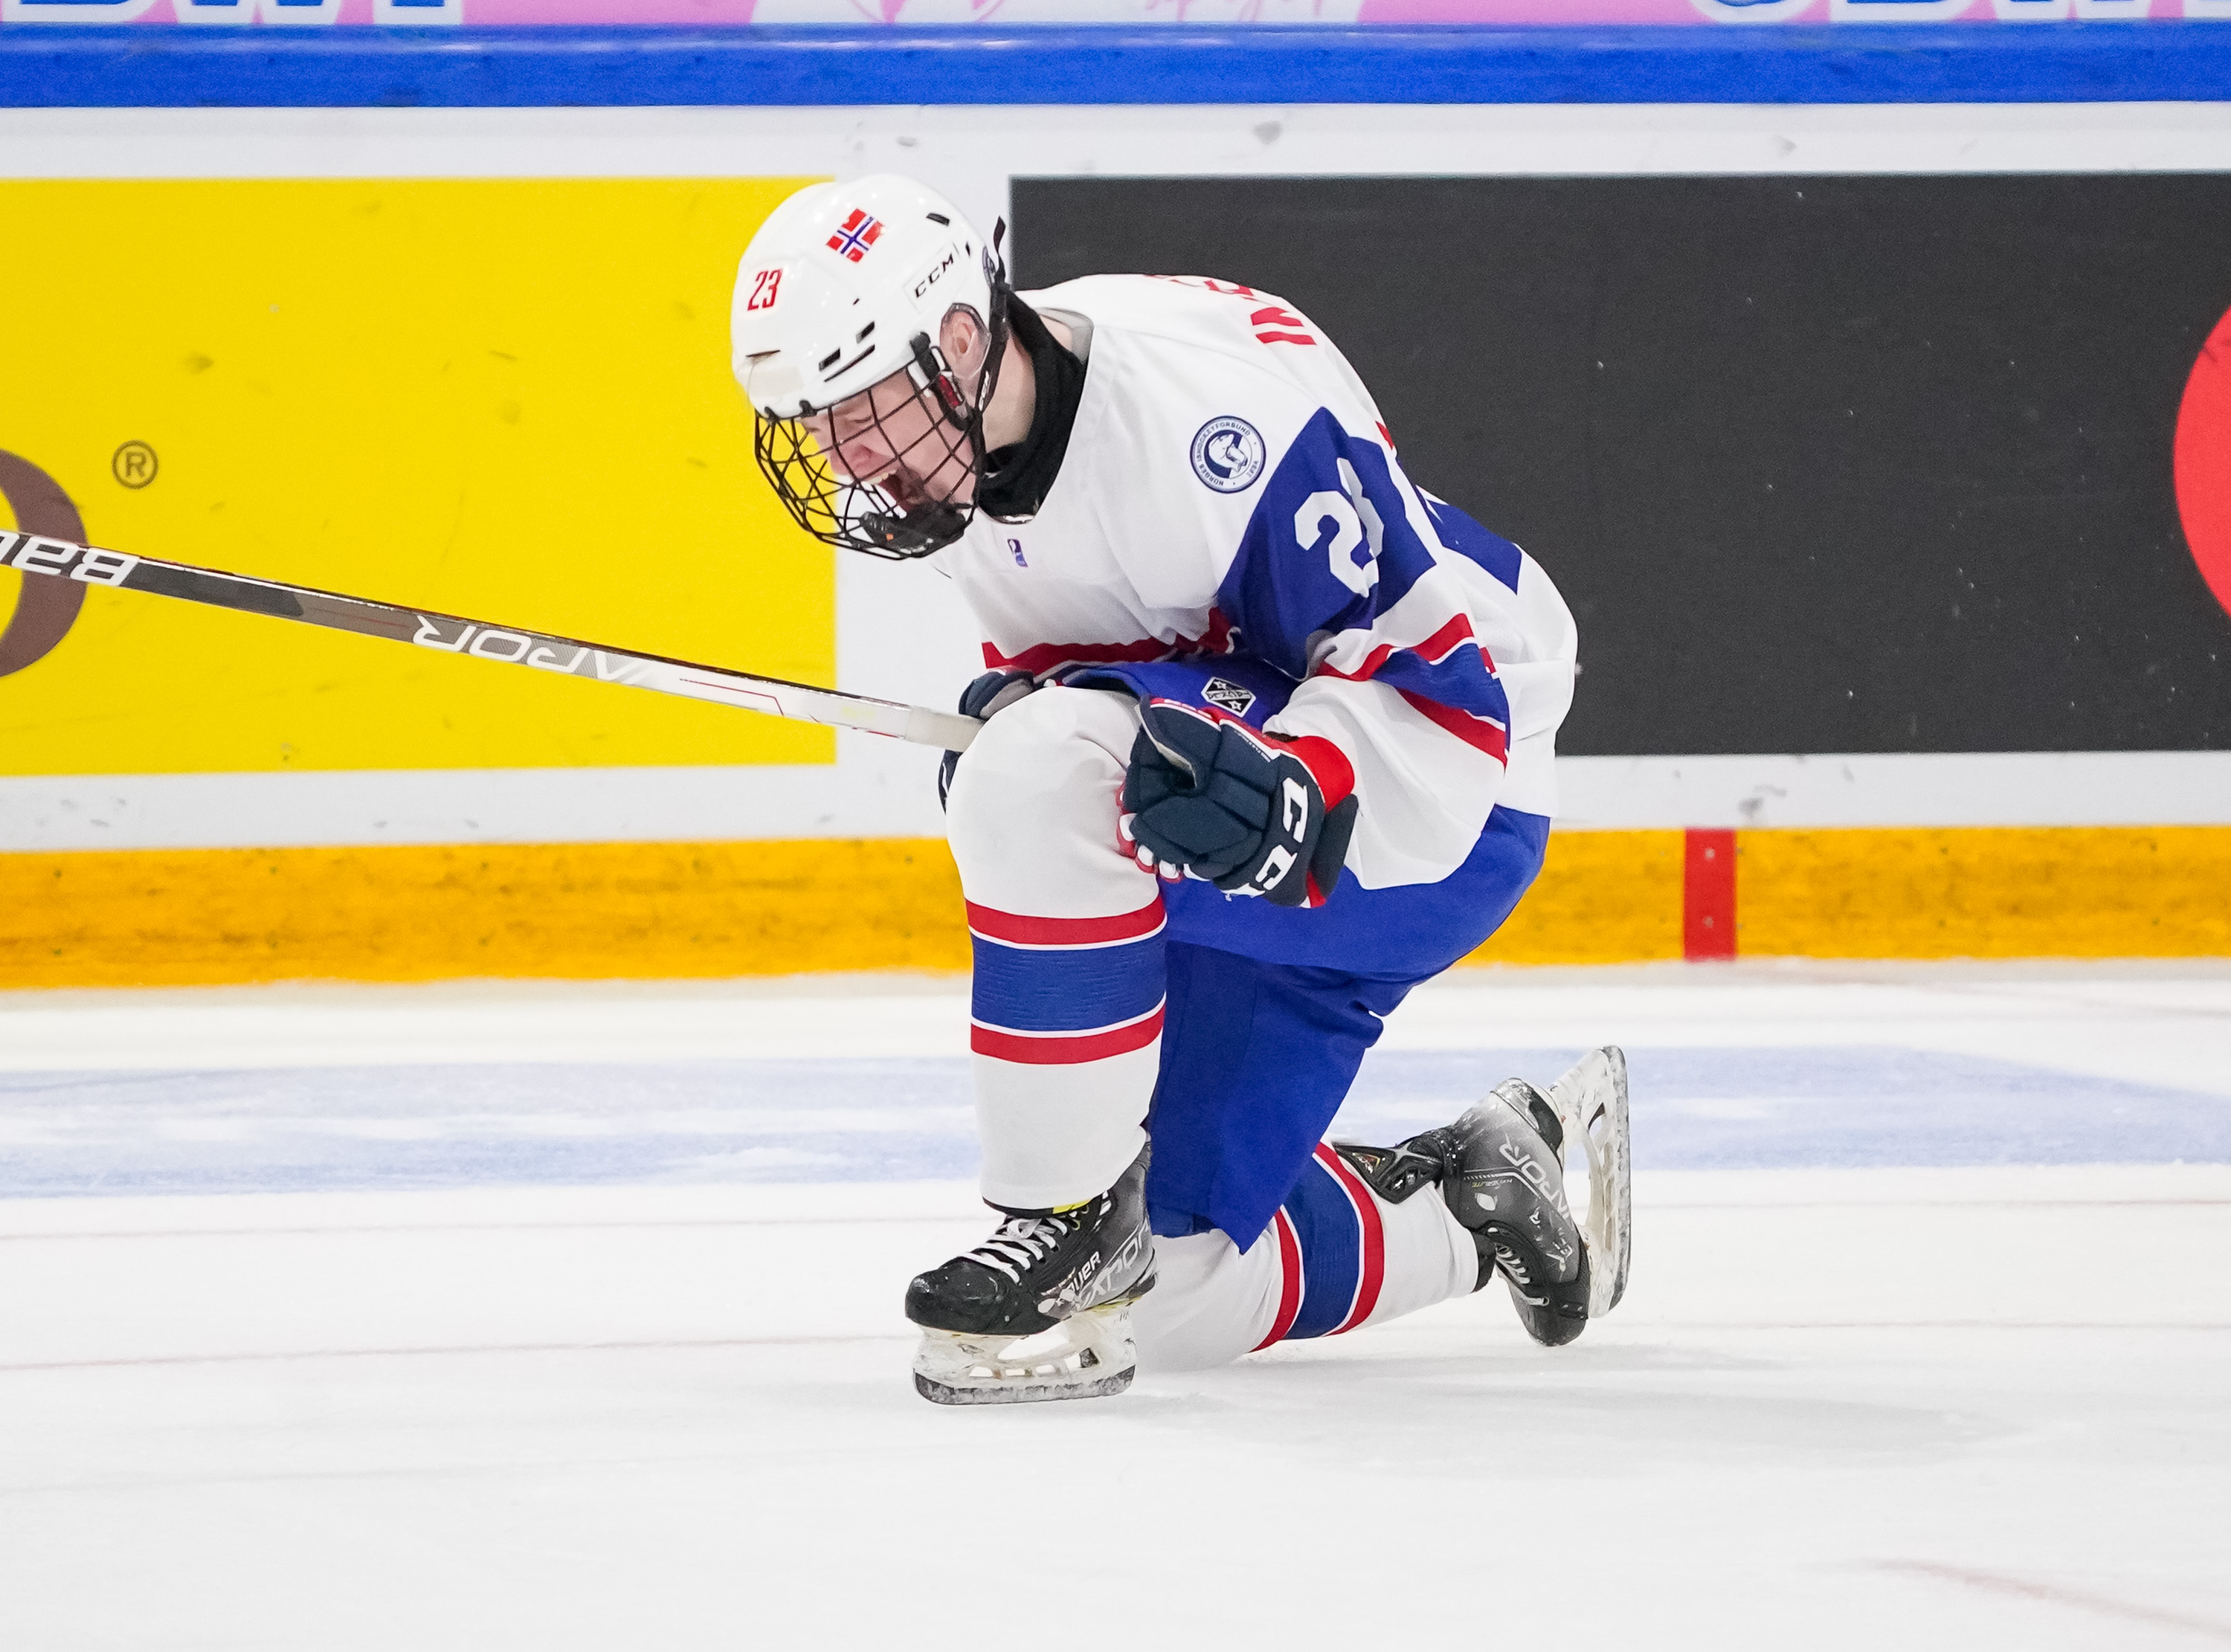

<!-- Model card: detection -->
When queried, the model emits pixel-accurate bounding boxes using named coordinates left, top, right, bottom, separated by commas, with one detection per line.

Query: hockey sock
left=1133, top=1143, right=1478, bottom=1372
left=947, top=686, right=1168, bottom=1210
left=964, top=894, right=1166, bottom=1209
left=1252, top=1143, right=1478, bottom=1346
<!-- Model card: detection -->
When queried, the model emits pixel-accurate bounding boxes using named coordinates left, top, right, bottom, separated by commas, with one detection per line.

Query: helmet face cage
left=753, top=296, right=1010, bottom=561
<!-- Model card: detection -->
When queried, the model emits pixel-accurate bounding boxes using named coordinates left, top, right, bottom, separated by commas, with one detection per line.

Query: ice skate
left=905, top=1146, right=1156, bottom=1405
left=1548, top=1045, right=1633, bottom=1316
left=1339, top=1080, right=1591, bottom=1346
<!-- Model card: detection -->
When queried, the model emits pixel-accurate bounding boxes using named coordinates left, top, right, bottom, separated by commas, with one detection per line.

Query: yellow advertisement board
left=0, top=175, right=834, bottom=775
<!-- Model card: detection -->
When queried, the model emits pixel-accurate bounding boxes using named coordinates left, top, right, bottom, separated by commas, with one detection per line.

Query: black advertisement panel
left=1013, top=175, right=2231, bottom=757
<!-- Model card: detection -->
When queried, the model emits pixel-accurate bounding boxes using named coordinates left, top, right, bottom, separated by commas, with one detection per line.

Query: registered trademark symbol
left=112, top=441, right=158, bottom=489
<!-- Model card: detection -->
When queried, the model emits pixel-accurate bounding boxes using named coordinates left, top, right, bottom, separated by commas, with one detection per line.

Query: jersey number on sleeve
left=1295, top=457, right=1385, bottom=600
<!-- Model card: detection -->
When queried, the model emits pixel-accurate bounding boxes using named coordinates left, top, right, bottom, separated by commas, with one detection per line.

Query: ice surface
left=1, top=963, right=2227, bottom=1649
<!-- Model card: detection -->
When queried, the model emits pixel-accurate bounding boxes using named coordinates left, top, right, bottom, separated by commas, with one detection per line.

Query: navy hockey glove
left=937, top=668, right=1040, bottom=810
left=1118, top=702, right=1359, bottom=909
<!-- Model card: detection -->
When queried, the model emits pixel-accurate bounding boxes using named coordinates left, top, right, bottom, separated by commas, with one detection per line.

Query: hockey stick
left=0, top=528, right=982, bottom=751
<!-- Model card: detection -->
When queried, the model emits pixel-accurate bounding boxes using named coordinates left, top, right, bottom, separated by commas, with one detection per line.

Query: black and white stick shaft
left=0, top=529, right=981, bottom=752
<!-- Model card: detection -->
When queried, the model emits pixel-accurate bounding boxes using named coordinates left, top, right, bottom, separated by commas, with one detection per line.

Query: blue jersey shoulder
left=1216, top=407, right=1443, bottom=674
left=1421, top=494, right=1523, bottom=596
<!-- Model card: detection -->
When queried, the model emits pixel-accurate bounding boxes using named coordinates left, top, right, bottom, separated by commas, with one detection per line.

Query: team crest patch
left=1190, top=416, right=1266, bottom=494
left=1203, top=677, right=1258, bottom=717
left=827, top=208, right=884, bottom=263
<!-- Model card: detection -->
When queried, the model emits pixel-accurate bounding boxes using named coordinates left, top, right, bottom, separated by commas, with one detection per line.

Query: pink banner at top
left=1, top=0, right=2206, bottom=26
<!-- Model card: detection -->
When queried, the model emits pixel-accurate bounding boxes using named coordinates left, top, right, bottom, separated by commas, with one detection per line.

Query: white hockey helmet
left=732, top=175, right=1010, bottom=559
left=731, top=174, right=996, bottom=419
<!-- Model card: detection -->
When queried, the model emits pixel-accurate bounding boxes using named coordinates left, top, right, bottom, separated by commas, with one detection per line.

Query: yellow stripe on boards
left=1736, top=826, right=2231, bottom=960
left=2, top=825, right=2227, bottom=990
left=0, top=838, right=968, bottom=990
left=1464, top=830, right=1685, bottom=966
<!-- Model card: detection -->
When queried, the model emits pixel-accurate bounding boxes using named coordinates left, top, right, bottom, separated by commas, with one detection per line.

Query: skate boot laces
left=965, top=1208, right=1081, bottom=1284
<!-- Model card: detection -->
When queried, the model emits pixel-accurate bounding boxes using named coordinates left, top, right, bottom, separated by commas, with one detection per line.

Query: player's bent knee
left=945, top=685, right=1138, bottom=860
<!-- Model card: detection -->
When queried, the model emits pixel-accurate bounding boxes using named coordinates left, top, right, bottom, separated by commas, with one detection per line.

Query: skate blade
left=911, top=1305, right=1138, bottom=1407
left=1549, top=1046, right=1633, bottom=1317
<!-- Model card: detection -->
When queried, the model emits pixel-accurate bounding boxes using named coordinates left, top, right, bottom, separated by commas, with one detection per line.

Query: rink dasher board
left=5, top=22, right=2231, bottom=109
left=3, top=101, right=2227, bottom=854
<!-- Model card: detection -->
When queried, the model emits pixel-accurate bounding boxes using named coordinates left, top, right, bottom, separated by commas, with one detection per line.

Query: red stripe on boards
left=970, top=1006, right=1165, bottom=1066
left=966, top=899, right=1165, bottom=947
left=1684, top=829, right=1738, bottom=961
left=1252, top=1210, right=1305, bottom=1352
left=1396, top=689, right=1509, bottom=764
left=1316, top=1143, right=1387, bottom=1334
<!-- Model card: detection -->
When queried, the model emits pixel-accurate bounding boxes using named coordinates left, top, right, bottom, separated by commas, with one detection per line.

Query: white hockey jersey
left=946, top=275, right=1578, bottom=891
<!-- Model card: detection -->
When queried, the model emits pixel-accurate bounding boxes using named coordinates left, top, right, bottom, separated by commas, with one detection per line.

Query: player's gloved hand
left=1118, top=702, right=1358, bottom=909
left=937, top=668, right=1040, bottom=810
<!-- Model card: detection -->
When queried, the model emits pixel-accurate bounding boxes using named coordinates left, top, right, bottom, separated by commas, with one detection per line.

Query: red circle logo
left=2177, top=305, right=2231, bottom=625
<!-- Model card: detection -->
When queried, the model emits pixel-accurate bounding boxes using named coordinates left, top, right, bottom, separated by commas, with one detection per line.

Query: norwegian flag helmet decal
left=827, top=208, right=885, bottom=264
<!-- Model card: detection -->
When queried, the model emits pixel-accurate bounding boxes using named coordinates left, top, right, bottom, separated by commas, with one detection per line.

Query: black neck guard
left=978, top=295, right=1086, bottom=523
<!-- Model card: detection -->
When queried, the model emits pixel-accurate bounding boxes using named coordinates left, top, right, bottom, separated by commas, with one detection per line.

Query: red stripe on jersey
left=1316, top=1143, right=1387, bottom=1334
left=1313, top=643, right=1394, bottom=685
left=1397, top=689, right=1510, bottom=764
left=965, top=899, right=1165, bottom=947
left=1252, top=1209, right=1305, bottom=1352
left=970, top=1005, right=1165, bottom=1065
left=982, top=610, right=1234, bottom=677
left=982, top=636, right=1170, bottom=674
left=1312, top=613, right=1480, bottom=685
left=1254, top=332, right=1317, bottom=346
left=1411, top=613, right=1481, bottom=666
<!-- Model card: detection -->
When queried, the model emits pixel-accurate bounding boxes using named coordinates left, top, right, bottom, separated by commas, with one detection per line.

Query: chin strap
left=912, top=331, right=971, bottom=431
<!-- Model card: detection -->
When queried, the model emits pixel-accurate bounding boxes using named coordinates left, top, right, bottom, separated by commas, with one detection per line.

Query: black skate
left=905, top=1146, right=1156, bottom=1405
left=1337, top=1079, right=1592, bottom=1346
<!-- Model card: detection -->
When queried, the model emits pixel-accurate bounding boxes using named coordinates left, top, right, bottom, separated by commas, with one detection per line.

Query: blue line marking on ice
left=0, top=1047, right=2221, bottom=1198
left=1339, top=1048, right=2231, bottom=1174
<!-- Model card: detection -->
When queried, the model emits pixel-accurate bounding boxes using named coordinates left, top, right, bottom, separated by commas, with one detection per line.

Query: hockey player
left=730, top=175, right=1631, bottom=1404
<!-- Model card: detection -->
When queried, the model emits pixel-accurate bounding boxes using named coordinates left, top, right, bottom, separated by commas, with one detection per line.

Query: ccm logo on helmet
left=912, top=248, right=957, bottom=300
